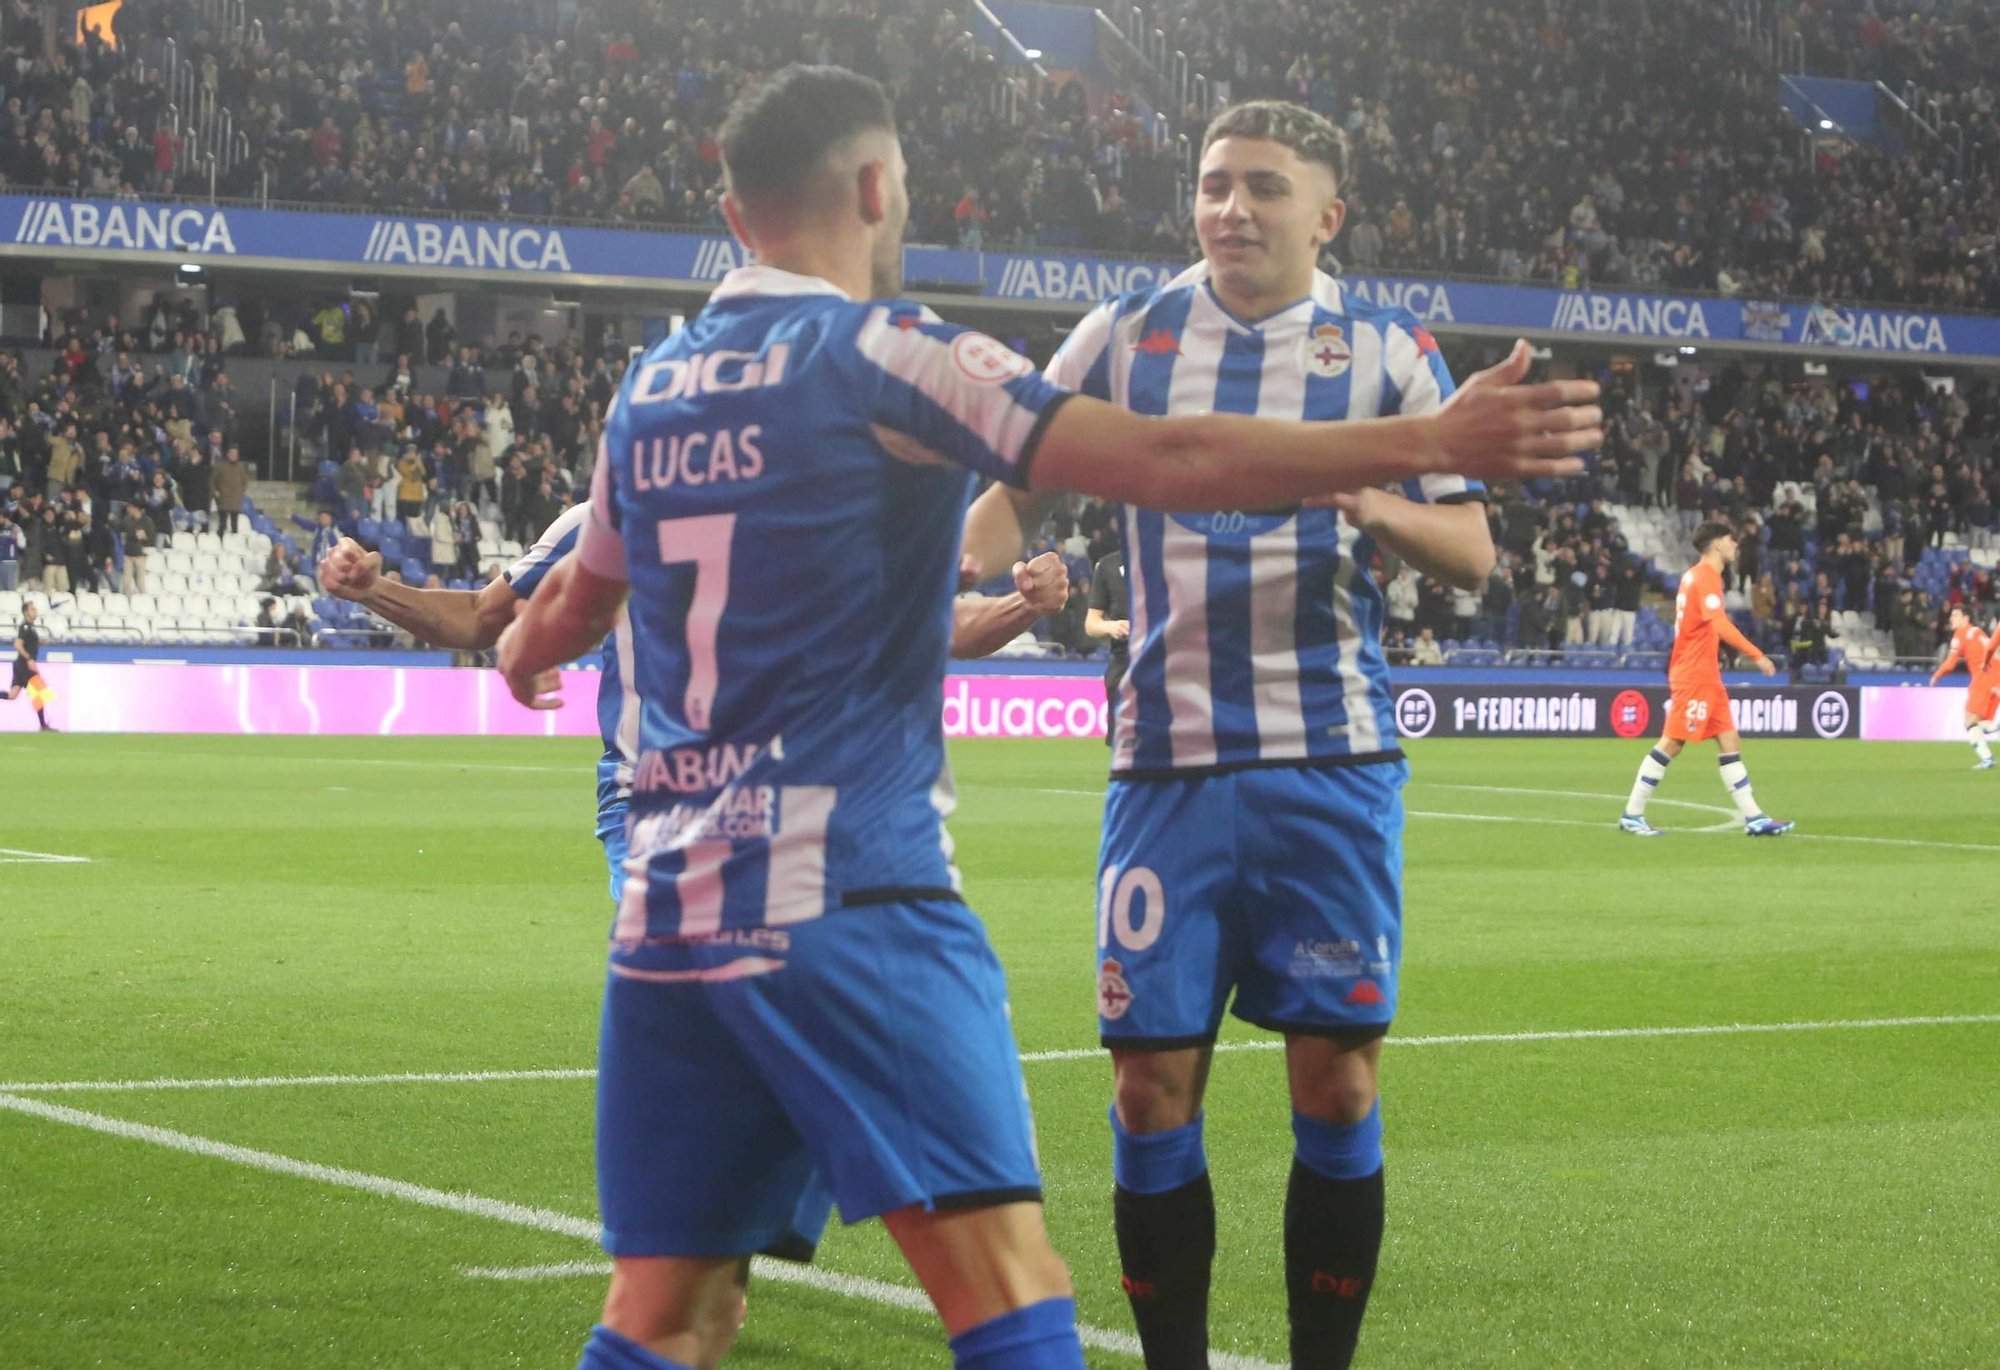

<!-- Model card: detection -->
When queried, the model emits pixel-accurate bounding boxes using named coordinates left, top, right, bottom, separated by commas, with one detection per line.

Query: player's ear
left=1319, top=194, right=1345, bottom=248
left=856, top=157, right=888, bottom=228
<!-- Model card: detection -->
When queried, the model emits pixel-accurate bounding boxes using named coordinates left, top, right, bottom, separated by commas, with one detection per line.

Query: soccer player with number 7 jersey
left=495, top=66, right=1599, bottom=1370
left=1620, top=519, right=1794, bottom=836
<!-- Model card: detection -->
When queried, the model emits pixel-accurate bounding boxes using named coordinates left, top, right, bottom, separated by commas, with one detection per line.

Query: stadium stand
left=3, top=0, right=1991, bottom=310
left=1, top=0, right=1997, bottom=664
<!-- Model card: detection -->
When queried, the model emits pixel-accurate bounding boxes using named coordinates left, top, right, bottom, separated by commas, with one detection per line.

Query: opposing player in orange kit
left=1928, top=606, right=2000, bottom=770
left=1620, top=519, right=1794, bottom=836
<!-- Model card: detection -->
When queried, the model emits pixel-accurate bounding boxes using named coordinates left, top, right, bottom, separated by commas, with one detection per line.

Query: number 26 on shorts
left=1098, top=865, right=1165, bottom=953
left=1684, top=697, right=1709, bottom=723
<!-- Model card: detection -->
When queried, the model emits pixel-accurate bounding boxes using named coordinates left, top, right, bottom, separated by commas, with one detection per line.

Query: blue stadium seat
left=400, top=558, right=427, bottom=583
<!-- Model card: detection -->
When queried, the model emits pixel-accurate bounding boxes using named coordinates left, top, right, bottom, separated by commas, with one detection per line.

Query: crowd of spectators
left=4, top=0, right=1995, bottom=311
left=1137, top=0, right=2000, bottom=311
left=0, top=0, right=1182, bottom=259
left=0, top=285, right=626, bottom=635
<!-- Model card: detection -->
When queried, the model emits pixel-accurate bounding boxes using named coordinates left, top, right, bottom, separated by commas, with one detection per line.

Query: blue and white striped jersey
left=1047, top=262, right=1483, bottom=776
left=577, top=265, right=1067, bottom=944
left=505, top=500, right=635, bottom=840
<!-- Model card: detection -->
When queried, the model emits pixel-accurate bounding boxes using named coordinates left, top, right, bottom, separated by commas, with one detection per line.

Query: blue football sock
left=1292, top=1100, right=1384, bottom=1182
left=577, top=1324, right=693, bottom=1370
left=948, top=1297, right=1086, bottom=1370
left=1109, top=1106, right=1208, bottom=1194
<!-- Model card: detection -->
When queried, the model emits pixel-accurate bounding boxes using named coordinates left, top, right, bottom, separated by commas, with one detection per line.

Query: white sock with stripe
left=1625, top=748, right=1671, bottom=818
left=1717, top=752, right=1761, bottom=820
left=1969, top=724, right=1994, bottom=762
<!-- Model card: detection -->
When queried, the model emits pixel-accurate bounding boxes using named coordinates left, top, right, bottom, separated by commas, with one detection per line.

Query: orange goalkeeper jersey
left=1934, top=624, right=1994, bottom=685
left=1669, top=560, right=1760, bottom=686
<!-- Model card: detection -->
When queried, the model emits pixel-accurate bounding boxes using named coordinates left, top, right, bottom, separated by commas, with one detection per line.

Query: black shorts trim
left=1109, top=749, right=1405, bottom=784
left=11, top=660, right=34, bottom=689
left=931, top=1185, right=1043, bottom=1212
left=1240, top=1017, right=1392, bottom=1047
left=1010, top=391, right=1073, bottom=492
left=1432, top=489, right=1491, bottom=506
left=758, top=1231, right=819, bottom=1265
left=1100, top=1033, right=1217, bottom=1053
left=839, top=885, right=964, bottom=909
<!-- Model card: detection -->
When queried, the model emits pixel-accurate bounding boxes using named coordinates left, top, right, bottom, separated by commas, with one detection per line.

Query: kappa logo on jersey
left=1097, top=958, right=1134, bottom=1019
left=950, top=332, right=1036, bottom=383
left=1343, top=979, right=1386, bottom=1007
left=1132, top=328, right=1181, bottom=356
left=1304, top=323, right=1352, bottom=378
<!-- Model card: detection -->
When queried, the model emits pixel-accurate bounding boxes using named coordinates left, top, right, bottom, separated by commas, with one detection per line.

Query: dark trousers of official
left=1104, top=658, right=1125, bottom=747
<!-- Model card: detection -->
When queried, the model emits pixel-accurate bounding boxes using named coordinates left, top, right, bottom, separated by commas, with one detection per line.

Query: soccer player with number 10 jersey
left=972, top=99, right=1563, bottom=1370
left=497, top=66, right=1600, bottom=1370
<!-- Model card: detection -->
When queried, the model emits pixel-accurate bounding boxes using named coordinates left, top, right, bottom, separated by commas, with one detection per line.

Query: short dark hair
left=719, top=64, right=896, bottom=207
left=1692, top=519, right=1735, bottom=552
left=1201, top=100, right=1349, bottom=187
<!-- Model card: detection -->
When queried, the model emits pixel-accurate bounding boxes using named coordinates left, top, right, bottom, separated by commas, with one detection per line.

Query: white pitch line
left=0, top=1092, right=1280, bottom=1370
left=11, top=1014, right=1998, bottom=1093
left=0, top=847, right=93, bottom=864
left=0, top=1090, right=598, bottom=1239
left=0, top=1066, right=598, bottom=1094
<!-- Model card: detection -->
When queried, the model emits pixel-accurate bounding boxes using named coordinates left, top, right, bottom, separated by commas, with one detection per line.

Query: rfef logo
left=1610, top=689, right=1651, bottom=738
left=1811, top=690, right=1851, bottom=739
left=1393, top=688, right=1437, bottom=738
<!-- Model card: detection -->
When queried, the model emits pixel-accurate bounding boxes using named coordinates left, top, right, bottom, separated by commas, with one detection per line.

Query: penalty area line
left=9, top=1014, right=1999, bottom=1093
left=0, top=1092, right=1279, bottom=1370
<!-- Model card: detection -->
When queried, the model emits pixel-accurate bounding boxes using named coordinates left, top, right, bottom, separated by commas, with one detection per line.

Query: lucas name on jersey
left=631, top=425, right=767, bottom=491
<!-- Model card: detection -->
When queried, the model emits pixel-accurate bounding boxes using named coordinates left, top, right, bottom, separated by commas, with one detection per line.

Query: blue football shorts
left=594, top=896, right=1043, bottom=1259
left=1094, top=760, right=1408, bottom=1048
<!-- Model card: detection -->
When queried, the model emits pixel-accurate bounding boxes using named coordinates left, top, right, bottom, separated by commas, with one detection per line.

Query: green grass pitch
left=2, top=733, right=1996, bottom=1368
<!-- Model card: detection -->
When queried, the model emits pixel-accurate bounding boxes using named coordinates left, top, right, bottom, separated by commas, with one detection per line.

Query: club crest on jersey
left=1097, top=958, right=1134, bottom=1019
left=951, top=332, right=1036, bottom=383
left=1304, top=324, right=1351, bottom=378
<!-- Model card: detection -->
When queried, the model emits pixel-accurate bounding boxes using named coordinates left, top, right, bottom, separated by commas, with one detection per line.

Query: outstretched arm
left=319, top=535, right=519, bottom=649
left=1028, top=376, right=1598, bottom=512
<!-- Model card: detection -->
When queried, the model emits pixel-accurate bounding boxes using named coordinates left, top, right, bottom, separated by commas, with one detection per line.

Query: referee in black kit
left=6, top=601, right=53, bottom=730
left=1084, top=549, right=1128, bottom=747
